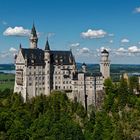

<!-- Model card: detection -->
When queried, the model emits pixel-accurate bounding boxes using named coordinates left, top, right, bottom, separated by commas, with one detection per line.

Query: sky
left=0, top=0, right=140, bottom=64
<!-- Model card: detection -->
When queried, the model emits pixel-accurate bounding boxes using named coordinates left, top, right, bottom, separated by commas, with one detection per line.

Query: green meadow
left=0, top=73, right=15, bottom=91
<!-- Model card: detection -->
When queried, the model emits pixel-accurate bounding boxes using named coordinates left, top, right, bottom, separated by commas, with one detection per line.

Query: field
left=0, top=73, right=15, bottom=91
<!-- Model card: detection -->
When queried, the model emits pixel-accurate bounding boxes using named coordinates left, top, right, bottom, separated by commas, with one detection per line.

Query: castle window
left=29, top=83, right=32, bottom=86
left=34, top=66, right=36, bottom=69
left=55, top=86, right=58, bottom=89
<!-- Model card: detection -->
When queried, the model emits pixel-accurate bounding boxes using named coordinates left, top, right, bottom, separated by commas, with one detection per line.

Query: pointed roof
left=31, top=23, right=37, bottom=37
left=101, top=49, right=109, bottom=54
left=19, top=43, right=22, bottom=49
left=82, top=62, right=87, bottom=66
left=45, top=38, right=50, bottom=51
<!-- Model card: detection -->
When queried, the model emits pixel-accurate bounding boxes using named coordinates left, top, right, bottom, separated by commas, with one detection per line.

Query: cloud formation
left=115, top=46, right=140, bottom=57
left=121, top=38, right=129, bottom=43
left=9, top=47, right=17, bottom=52
left=0, top=47, right=17, bottom=61
left=3, top=26, right=30, bottom=37
left=134, top=7, right=140, bottom=13
left=70, top=43, right=80, bottom=48
left=128, top=46, right=140, bottom=53
left=80, top=47, right=90, bottom=53
left=81, top=29, right=107, bottom=39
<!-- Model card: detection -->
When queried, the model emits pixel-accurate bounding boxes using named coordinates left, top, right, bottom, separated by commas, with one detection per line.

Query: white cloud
left=80, top=47, right=90, bottom=53
left=128, top=46, right=140, bottom=53
left=0, top=47, right=18, bottom=61
left=70, top=43, right=80, bottom=48
left=9, top=47, right=17, bottom=52
left=117, top=47, right=127, bottom=52
left=121, top=38, right=129, bottom=43
left=113, top=46, right=140, bottom=56
left=3, top=26, right=30, bottom=37
left=134, top=7, right=140, bottom=13
left=81, top=29, right=107, bottom=39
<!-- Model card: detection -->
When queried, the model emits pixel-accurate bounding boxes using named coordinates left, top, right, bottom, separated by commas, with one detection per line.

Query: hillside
left=0, top=77, right=140, bottom=139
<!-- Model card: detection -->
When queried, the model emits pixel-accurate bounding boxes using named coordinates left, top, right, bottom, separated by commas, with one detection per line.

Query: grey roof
left=101, top=49, right=109, bottom=54
left=31, top=24, right=37, bottom=37
left=21, top=48, right=45, bottom=66
left=92, top=72, right=102, bottom=77
left=20, top=48, right=74, bottom=66
left=50, top=50, right=74, bottom=65
left=45, top=39, right=50, bottom=51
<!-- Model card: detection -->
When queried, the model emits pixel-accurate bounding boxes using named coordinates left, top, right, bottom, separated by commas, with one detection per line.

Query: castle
left=14, top=24, right=110, bottom=108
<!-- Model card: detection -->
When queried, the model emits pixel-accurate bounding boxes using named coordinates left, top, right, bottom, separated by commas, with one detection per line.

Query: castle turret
left=100, top=49, right=110, bottom=79
left=82, top=63, right=87, bottom=73
left=30, top=24, right=38, bottom=49
left=44, top=39, right=51, bottom=95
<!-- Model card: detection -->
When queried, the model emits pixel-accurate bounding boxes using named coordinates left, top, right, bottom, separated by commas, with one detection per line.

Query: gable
left=16, top=49, right=25, bottom=64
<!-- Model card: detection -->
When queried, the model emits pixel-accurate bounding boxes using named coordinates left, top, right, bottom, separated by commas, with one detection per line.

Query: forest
left=0, top=77, right=140, bottom=140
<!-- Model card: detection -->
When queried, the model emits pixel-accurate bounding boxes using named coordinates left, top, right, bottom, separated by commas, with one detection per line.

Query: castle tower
left=100, top=49, right=110, bottom=79
left=44, top=38, right=51, bottom=95
left=82, top=63, right=87, bottom=73
left=29, top=24, right=38, bottom=49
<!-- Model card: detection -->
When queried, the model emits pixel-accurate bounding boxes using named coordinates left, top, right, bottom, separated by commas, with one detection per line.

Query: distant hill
left=0, top=63, right=140, bottom=74
left=0, top=64, right=15, bottom=70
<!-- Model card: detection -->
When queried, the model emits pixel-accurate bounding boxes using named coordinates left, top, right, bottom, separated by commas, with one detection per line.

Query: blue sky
left=0, top=0, right=140, bottom=64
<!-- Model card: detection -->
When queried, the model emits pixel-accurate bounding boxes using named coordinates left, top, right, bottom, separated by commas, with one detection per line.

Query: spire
left=30, top=23, right=38, bottom=49
left=45, top=38, right=50, bottom=51
left=19, top=43, right=22, bottom=49
left=31, top=23, right=37, bottom=37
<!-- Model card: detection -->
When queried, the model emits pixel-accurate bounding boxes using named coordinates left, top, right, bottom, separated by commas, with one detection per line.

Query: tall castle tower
left=100, top=49, right=110, bottom=79
left=30, top=24, right=38, bottom=49
left=44, top=39, right=51, bottom=95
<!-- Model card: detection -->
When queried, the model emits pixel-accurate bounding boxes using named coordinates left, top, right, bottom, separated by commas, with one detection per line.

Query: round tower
left=82, top=63, right=87, bottom=73
left=29, top=24, right=38, bottom=49
left=100, top=49, right=110, bottom=79
left=44, top=39, right=51, bottom=95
